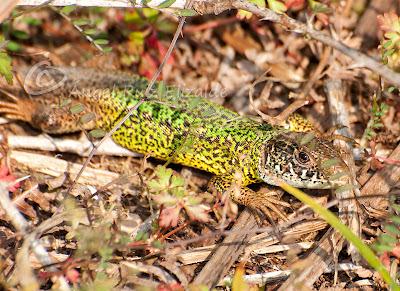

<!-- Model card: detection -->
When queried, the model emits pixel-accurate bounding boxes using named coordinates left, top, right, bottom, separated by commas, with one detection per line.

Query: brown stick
left=278, top=227, right=344, bottom=290
left=361, top=143, right=400, bottom=217
left=192, top=209, right=258, bottom=287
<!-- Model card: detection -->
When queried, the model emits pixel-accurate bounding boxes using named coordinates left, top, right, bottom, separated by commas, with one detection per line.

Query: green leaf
left=171, top=175, right=184, bottom=187
left=89, top=128, right=107, bottom=138
left=124, top=11, right=142, bottom=23
left=84, top=28, right=98, bottom=35
left=6, top=41, right=20, bottom=52
left=99, top=246, right=113, bottom=261
left=23, top=17, right=42, bottom=26
left=72, top=18, right=90, bottom=26
left=149, top=166, right=173, bottom=192
left=102, top=46, right=113, bottom=53
left=135, top=230, right=149, bottom=241
left=383, top=40, right=393, bottom=49
left=308, top=0, right=331, bottom=14
left=372, top=122, right=384, bottom=129
left=152, top=240, right=164, bottom=249
left=146, top=9, right=160, bottom=23
left=79, top=112, right=96, bottom=124
left=60, top=5, right=77, bottom=15
left=237, top=10, right=253, bottom=19
left=383, top=48, right=396, bottom=59
left=267, top=0, right=287, bottom=14
left=69, top=103, right=85, bottom=114
left=60, top=98, right=72, bottom=107
left=157, top=0, right=176, bottom=8
left=157, top=167, right=173, bottom=187
left=0, top=52, right=13, bottom=84
left=385, top=224, right=400, bottom=236
left=300, top=132, right=315, bottom=145
left=129, top=31, right=145, bottom=46
left=391, top=204, right=400, bottom=213
left=94, top=39, right=109, bottom=45
left=373, top=243, right=396, bottom=253
left=12, top=30, right=29, bottom=40
left=237, top=0, right=266, bottom=19
left=157, top=81, right=166, bottom=99
left=175, top=8, right=197, bottom=17
left=155, top=19, right=177, bottom=33
left=119, top=234, right=131, bottom=244
left=391, top=215, right=400, bottom=225
left=379, top=233, right=398, bottom=245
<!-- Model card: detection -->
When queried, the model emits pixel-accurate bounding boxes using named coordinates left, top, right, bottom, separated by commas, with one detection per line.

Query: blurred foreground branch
left=0, top=0, right=19, bottom=22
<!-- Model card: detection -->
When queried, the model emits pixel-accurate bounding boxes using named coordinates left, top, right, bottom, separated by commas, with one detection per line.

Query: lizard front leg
left=209, top=175, right=290, bottom=222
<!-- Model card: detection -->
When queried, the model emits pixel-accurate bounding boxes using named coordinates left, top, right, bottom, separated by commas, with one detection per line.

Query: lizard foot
left=239, top=188, right=290, bottom=223
left=0, top=89, right=28, bottom=121
left=209, top=175, right=290, bottom=223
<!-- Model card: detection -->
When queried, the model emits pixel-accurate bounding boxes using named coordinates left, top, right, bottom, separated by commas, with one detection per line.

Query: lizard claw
left=0, top=89, right=30, bottom=121
left=249, top=192, right=289, bottom=223
left=227, top=185, right=290, bottom=223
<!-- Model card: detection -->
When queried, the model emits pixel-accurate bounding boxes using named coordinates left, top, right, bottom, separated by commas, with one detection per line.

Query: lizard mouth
left=258, top=163, right=349, bottom=190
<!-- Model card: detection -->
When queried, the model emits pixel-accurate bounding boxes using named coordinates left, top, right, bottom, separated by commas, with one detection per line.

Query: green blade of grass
left=279, top=182, right=399, bottom=290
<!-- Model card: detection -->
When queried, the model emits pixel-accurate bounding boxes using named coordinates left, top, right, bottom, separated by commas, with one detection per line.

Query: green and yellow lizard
left=0, top=65, right=348, bottom=220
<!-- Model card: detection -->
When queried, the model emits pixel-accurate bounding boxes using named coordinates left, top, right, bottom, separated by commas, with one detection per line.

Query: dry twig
left=7, top=134, right=140, bottom=157
left=10, top=150, right=120, bottom=186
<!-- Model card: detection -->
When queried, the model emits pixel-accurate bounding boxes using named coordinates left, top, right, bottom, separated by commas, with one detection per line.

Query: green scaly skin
left=0, top=66, right=348, bottom=220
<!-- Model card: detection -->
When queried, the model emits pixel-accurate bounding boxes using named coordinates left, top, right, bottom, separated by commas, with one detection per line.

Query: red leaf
left=391, top=244, right=400, bottom=259
left=66, top=269, right=80, bottom=283
left=0, top=166, right=21, bottom=192
left=159, top=205, right=182, bottom=228
left=146, top=33, right=159, bottom=49
left=157, top=41, right=175, bottom=65
left=139, top=52, right=159, bottom=79
left=377, top=12, right=400, bottom=33
left=285, top=0, right=305, bottom=10
left=184, top=204, right=209, bottom=223
left=380, top=252, right=391, bottom=268
left=316, top=13, right=330, bottom=26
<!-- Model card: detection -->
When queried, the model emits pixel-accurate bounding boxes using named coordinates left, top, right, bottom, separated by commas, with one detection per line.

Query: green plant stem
left=279, top=182, right=399, bottom=290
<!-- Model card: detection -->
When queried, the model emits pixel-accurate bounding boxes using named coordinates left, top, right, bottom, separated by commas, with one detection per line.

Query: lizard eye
left=297, top=151, right=310, bottom=164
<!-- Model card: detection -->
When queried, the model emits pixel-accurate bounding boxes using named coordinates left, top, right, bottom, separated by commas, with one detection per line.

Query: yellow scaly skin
left=0, top=66, right=348, bottom=220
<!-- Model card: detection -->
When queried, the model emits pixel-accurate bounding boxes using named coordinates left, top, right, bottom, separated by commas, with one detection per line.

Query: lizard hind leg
left=209, top=175, right=290, bottom=223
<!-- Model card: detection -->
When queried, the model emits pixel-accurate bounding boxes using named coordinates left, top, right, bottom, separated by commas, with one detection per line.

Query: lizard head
left=258, top=131, right=348, bottom=189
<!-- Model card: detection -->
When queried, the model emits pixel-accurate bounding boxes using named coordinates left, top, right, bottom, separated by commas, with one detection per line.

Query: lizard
left=0, top=65, right=349, bottom=220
